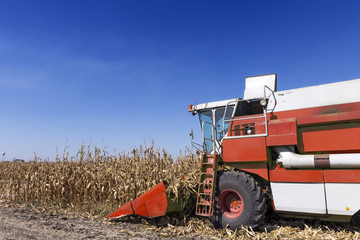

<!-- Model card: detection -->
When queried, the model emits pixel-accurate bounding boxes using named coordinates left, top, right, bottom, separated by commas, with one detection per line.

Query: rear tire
left=211, top=171, right=266, bottom=230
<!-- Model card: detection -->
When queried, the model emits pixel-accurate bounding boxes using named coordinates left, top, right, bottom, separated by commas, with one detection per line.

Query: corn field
left=1, top=145, right=360, bottom=239
left=0, top=145, right=199, bottom=216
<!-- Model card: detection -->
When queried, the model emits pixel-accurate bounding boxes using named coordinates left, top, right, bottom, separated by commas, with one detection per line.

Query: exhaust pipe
left=274, top=146, right=360, bottom=169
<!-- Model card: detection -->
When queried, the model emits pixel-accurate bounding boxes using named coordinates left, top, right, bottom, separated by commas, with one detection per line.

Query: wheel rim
left=218, top=189, right=244, bottom=219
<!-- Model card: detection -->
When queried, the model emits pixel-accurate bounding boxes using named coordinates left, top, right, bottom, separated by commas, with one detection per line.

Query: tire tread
left=211, top=171, right=266, bottom=230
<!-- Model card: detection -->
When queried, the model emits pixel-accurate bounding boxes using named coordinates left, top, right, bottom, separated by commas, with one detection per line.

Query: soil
left=2, top=204, right=360, bottom=240
left=0, top=206, right=204, bottom=240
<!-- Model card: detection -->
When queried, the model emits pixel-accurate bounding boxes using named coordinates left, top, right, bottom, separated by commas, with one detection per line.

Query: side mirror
left=189, top=129, right=194, bottom=140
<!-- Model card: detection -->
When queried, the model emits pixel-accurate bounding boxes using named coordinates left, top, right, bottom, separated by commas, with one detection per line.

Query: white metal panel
left=192, top=98, right=238, bottom=111
left=193, top=77, right=360, bottom=114
left=267, top=78, right=360, bottom=113
left=325, top=183, right=360, bottom=215
left=271, top=182, right=326, bottom=214
left=244, top=74, right=276, bottom=100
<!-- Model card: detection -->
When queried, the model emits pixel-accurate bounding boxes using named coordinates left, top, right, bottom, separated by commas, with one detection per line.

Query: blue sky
left=0, top=0, right=359, bottom=160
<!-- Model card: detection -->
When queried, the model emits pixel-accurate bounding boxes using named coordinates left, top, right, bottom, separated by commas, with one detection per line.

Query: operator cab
left=189, top=99, right=237, bottom=153
left=189, top=74, right=277, bottom=154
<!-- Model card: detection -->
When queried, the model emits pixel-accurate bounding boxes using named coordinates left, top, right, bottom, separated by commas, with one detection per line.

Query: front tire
left=211, top=171, right=266, bottom=230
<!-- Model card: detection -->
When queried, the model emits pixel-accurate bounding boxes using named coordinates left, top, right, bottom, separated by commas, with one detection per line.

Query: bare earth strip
left=2, top=205, right=360, bottom=239
left=0, top=207, right=203, bottom=240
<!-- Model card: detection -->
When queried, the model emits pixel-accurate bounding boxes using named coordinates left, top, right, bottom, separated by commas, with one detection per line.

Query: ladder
left=195, top=121, right=219, bottom=217
left=195, top=153, right=218, bottom=217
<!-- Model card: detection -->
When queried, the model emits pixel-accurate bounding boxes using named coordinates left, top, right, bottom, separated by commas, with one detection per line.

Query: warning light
left=346, top=207, right=350, bottom=211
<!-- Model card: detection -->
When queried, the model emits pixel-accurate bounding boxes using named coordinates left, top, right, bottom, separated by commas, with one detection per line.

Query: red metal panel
left=269, top=102, right=360, bottom=153
left=106, top=181, right=168, bottom=218
left=301, top=126, right=360, bottom=152
left=271, top=102, right=360, bottom=120
left=270, top=167, right=323, bottom=183
left=229, top=114, right=266, bottom=137
left=145, top=192, right=169, bottom=217
left=223, top=137, right=267, bottom=162
left=297, top=111, right=360, bottom=126
left=266, top=118, right=298, bottom=146
left=324, top=170, right=360, bottom=183
left=267, top=134, right=298, bottom=146
left=132, top=181, right=168, bottom=217
left=105, top=201, right=134, bottom=218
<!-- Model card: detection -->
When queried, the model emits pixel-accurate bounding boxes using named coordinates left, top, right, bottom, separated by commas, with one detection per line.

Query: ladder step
left=197, top=198, right=213, bottom=203
left=201, top=162, right=214, bottom=165
left=196, top=213, right=212, bottom=217
left=196, top=202, right=212, bottom=206
left=196, top=153, right=218, bottom=218
left=200, top=172, right=214, bottom=175
left=199, top=192, right=212, bottom=195
left=198, top=182, right=213, bottom=184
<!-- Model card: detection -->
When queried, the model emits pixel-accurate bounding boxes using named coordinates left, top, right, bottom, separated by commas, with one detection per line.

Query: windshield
left=198, top=106, right=234, bottom=154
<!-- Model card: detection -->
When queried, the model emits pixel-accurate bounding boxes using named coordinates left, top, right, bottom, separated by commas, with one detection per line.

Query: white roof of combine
left=190, top=98, right=239, bottom=112
left=189, top=77, right=360, bottom=113
left=267, top=78, right=360, bottom=113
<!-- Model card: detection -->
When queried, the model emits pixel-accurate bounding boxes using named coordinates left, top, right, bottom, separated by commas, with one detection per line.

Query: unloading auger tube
left=275, top=146, right=360, bottom=169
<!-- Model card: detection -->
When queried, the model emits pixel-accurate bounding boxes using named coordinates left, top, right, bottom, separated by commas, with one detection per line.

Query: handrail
left=264, top=85, right=277, bottom=112
left=223, top=108, right=267, bottom=139
left=191, top=141, right=203, bottom=152
left=222, top=85, right=276, bottom=139
left=222, top=99, right=240, bottom=137
left=226, top=114, right=265, bottom=122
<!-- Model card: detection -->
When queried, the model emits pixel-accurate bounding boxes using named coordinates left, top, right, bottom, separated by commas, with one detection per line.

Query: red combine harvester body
left=108, top=74, right=360, bottom=230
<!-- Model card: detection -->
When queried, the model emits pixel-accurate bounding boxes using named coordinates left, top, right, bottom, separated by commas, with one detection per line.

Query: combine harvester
left=107, top=74, right=360, bottom=230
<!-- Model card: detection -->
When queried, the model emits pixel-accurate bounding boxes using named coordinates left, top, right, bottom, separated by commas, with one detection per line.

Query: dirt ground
left=2, top=204, right=360, bottom=240
left=0, top=206, right=206, bottom=240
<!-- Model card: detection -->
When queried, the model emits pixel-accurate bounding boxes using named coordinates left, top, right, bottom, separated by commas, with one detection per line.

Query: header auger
left=107, top=73, right=360, bottom=230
